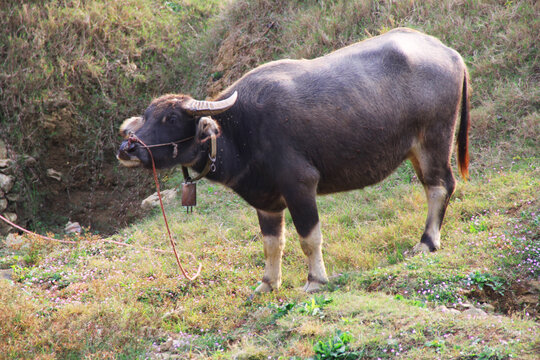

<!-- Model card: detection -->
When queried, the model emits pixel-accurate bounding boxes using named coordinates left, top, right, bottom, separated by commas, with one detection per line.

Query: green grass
left=1, top=160, right=538, bottom=358
left=1, top=0, right=539, bottom=358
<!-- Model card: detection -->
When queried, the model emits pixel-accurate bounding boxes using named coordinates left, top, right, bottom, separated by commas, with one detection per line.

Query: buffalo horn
left=119, top=116, right=144, bottom=139
left=183, top=91, right=238, bottom=116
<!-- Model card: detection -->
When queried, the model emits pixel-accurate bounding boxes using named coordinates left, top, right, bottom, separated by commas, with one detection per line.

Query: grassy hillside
left=204, top=0, right=538, bottom=167
left=1, top=0, right=539, bottom=359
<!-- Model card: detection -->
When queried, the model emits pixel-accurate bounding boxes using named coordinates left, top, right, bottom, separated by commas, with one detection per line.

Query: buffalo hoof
left=302, top=280, right=326, bottom=293
left=406, top=243, right=431, bottom=257
left=254, top=282, right=274, bottom=293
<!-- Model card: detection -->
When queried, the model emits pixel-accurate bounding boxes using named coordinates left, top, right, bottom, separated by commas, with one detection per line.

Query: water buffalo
left=117, top=28, right=470, bottom=293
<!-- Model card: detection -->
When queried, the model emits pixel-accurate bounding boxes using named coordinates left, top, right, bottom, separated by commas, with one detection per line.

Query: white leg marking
left=424, top=185, right=448, bottom=250
left=255, top=232, right=286, bottom=293
left=299, top=222, right=328, bottom=293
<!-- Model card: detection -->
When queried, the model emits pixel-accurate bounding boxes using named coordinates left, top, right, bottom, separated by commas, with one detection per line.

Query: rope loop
left=130, top=136, right=202, bottom=281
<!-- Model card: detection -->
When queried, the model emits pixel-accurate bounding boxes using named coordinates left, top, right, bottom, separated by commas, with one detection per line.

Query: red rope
left=0, top=213, right=171, bottom=253
left=0, top=213, right=77, bottom=244
left=132, top=136, right=202, bottom=281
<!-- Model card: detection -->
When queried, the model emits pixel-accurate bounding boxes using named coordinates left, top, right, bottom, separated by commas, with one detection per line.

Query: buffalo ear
left=197, top=116, right=221, bottom=142
left=119, top=116, right=144, bottom=139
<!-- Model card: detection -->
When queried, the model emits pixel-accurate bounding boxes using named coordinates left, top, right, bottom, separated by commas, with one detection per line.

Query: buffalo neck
left=186, top=132, right=238, bottom=185
left=196, top=109, right=249, bottom=185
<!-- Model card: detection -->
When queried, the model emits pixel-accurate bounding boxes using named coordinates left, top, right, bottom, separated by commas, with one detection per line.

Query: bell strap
left=182, top=134, right=217, bottom=183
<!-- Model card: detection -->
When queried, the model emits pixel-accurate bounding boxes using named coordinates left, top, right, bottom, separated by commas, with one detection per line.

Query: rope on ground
left=0, top=213, right=174, bottom=253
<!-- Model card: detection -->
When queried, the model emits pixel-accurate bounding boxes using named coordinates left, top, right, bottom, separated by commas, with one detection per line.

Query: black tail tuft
left=457, top=68, right=470, bottom=180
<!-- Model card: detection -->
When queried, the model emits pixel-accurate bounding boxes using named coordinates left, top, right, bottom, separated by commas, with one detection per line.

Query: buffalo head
left=117, top=91, right=237, bottom=169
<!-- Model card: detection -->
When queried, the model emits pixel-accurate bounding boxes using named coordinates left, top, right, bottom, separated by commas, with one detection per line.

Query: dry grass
left=204, top=0, right=538, bottom=164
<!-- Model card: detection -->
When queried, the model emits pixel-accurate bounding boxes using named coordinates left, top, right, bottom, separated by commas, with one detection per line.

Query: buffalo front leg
left=299, top=222, right=328, bottom=292
left=283, top=180, right=329, bottom=293
left=254, top=210, right=286, bottom=292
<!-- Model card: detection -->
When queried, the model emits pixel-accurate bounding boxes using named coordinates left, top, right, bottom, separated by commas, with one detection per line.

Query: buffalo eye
left=163, top=114, right=179, bottom=124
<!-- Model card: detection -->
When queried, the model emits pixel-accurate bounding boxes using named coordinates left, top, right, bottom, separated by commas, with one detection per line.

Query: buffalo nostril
left=118, top=141, right=137, bottom=160
left=119, top=141, right=136, bottom=153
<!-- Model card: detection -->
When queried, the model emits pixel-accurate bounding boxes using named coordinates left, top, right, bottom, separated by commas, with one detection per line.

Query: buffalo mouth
left=116, top=154, right=142, bottom=168
left=117, top=144, right=143, bottom=168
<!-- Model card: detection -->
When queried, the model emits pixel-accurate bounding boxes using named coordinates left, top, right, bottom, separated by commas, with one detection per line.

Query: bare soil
left=30, top=143, right=154, bottom=235
left=467, top=280, right=540, bottom=318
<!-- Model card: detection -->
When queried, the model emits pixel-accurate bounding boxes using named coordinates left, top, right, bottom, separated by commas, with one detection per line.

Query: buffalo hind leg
left=283, top=180, right=329, bottom=293
left=417, top=183, right=453, bottom=252
left=255, top=210, right=286, bottom=293
left=410, top=155, right=456, bottom=253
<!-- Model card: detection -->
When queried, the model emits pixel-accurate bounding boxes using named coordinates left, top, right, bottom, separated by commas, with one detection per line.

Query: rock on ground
left=463, top=307, right=488, bottom=318
left=141, top=189, right=177, bottom=210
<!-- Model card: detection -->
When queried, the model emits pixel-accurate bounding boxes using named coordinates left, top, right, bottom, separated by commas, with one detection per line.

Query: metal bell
left=181, top=182, right=197, bottom=213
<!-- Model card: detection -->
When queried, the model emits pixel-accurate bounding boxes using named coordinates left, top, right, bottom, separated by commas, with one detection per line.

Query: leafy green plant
left=312, top=331, right=360, bottom=360
left=461, top=346, right=510, bottom=360
left=425, top=339, right=446, bottom=352
left=22, top=247, right=41, bottom=266
left=468, top=216, right=488, bottom=233
left=11, top=264, right=32, bottom=282
left=467, top=272, right=506, bottom=296
left=298, top=295, right=333, bottom=317
left=272, top=301, right=296, bottom=320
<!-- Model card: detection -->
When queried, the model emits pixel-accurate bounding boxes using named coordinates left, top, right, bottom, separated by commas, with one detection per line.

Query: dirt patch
left=22, top=145, right=155, bottom=235
left=44, top=178, right=151, bottom=236
left=360, top=274, right=539, bottom=319
left=463, top=280, right=540, bottom=318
